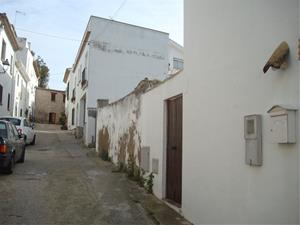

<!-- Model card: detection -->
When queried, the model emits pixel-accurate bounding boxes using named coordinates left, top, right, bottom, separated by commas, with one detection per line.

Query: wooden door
left=49, top=113, right=56, bottom=124
left=166, top=95, right=182, bottom=205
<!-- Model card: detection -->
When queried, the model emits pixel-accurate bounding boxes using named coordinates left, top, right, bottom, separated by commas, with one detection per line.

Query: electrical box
left=267, top=105, right=297, bottom=144
left=244, top=115, right=262, bottom=166
left=152, top=158, right=159, bottom=174
left=141, top=146, right=150, bottom=172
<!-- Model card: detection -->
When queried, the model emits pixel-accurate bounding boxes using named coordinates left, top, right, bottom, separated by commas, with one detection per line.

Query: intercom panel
left=244, top=115, right=262, bottom=166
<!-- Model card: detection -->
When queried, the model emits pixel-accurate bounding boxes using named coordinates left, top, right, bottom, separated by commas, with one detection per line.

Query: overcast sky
left=0, top=0, right=183, bottom=90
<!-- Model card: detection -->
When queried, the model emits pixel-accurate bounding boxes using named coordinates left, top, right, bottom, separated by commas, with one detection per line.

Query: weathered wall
left=184, top=0, right=299, bottom=224
left=96, top=93, right=142, bottom=166
left=35, top=88, right=65, bottom=124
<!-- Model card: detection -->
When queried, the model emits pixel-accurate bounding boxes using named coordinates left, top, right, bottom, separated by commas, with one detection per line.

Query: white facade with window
left=0, top=14, right=38, bottom=121
left=16, top=38, right=38, bottom=120
left=168, top=39, right=184, bottom=75
left=64, top=16, right=183, bottom=146
left=13, top=59, right=30, bottom=118
left=0, top=14, right=18, bottom=117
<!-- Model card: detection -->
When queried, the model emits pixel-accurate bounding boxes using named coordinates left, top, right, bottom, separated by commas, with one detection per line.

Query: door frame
left=163, top=94, right=183, bottom=207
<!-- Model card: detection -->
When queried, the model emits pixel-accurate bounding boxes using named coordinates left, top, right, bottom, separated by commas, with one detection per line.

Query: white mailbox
left=267, top=105, right=297, bottom=144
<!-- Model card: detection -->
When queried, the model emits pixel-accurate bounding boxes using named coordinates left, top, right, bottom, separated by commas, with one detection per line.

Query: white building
left=0, top=13, right=38, bottom=120
left=64, top=16, right=183, bottom=147
left=13, top=58, right=30, bottom=118
left=96, top=1, right=300, bottom=224
left=0, top=13, right=18, bottom=117
left=182, top=0, right=300, bottom=224
left=15, top=37, right=39, bottom=119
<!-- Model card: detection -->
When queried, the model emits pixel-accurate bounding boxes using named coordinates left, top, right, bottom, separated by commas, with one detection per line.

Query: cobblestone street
left=0, top=130, right=189, bottom=225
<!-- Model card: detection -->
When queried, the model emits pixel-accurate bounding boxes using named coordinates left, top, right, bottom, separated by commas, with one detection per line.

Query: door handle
left=171, top=146, right=177, bottom=150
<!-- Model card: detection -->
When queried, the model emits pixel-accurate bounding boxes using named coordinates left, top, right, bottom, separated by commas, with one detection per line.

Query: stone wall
left=96, top=78, right=160, bottom=167
left=35, top=88, right=65, bottom=124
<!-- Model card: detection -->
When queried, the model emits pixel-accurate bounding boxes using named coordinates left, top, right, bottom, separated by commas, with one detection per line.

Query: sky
left=0, top=0, right=183, bottom=90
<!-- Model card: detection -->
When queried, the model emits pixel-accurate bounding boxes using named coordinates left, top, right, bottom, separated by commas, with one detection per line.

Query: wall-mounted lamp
left=0, top=59, right=10, bottom=74
left=263, top=41, right=289, bottom=73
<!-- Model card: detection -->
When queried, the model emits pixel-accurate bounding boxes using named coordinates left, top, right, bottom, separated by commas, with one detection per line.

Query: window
left=10, top=55, right=13, bottom=75
left=81, top=68, right=87, bottom=87
left=72, top=108, right=75, bottom=125
left=0, top=84, right=3, bottom=105
left=63, top=94, right=66, bottom=103
left=1, top=40, right=6, bottom=61
left=51, top=92, right=56, bottom=102
left=20, top=109, right=23, bottom=117
left=10, top=123, right=19, bottom=138
left=66, top=82, right=69, bottom=100
left=0, top=117, right=21, bottom=126
left=82, top=68, right=86, bottom=81
left=8, top=124, right=15, bottom=139
left=173, top=58, right=184, bottom=70
left=7, top=93, right=10, bottom=111
left=24, top=119, right=29, bottom=127
left=0, top=122, right=7, bottom=138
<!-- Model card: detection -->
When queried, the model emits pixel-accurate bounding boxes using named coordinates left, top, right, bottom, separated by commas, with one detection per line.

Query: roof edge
left=90, top=15, right=169, bottom=35
left=0, top=13, right=19, bottom=51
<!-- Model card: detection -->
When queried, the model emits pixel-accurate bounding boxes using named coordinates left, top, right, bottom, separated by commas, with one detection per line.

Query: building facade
left=35, top=88, right=65, bottom=124
left=183, top=0, right=300, bottom=224
left=95, top=1, right=300, bottom=224
left=64, top=16, right=183, bottom=147
left=0, top=13, right=38, bottom=121
left=15, top=37, right=39, bottom=120
left=0, top=13, right=18, bottom=117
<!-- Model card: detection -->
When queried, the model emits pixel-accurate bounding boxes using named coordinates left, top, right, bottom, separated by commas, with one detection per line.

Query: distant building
left=63, top=16, right=183, bottom=147
left=35, top=88, right=65, bottom=124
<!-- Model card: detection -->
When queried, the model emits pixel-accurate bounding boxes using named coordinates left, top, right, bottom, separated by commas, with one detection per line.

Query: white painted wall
left=68, top=16, right=171, bottom=146
left=184, top=0, right=299, bottom=224
left=140, top=72, right=185, bottom=199
left=0, top=26, right=15, bottom=117
left=88, top=16, right=169, bottom=104
left=16, top=38, right=38, bottom=120
left=12, top=62, right=29, bottom=117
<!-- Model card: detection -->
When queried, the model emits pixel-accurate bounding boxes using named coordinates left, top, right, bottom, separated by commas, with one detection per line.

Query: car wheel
left=18, top=147, right=25, bottom=163
left=31, top=135, right=36, bottom=145
left=4, top=154, right=15, bottom=174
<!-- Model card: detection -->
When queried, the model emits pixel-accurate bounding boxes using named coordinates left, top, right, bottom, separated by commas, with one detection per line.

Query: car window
left=10, top=124, right=19, bottom=138
left=7, top=124, right=15, bottom=140
left=24, top=119, right=29, bottom=127
left=0, top=117, right=21, bottom=126
left=0, top=122, right=7, bottom=138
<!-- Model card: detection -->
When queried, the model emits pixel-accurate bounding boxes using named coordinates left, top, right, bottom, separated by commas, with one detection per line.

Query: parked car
left=0, top=117, right=36, bottom=145
left=0, top=120, right=26, bottom=174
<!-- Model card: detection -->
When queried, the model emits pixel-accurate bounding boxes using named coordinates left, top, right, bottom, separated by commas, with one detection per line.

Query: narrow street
left=0, top=130, right=189, bottom=225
